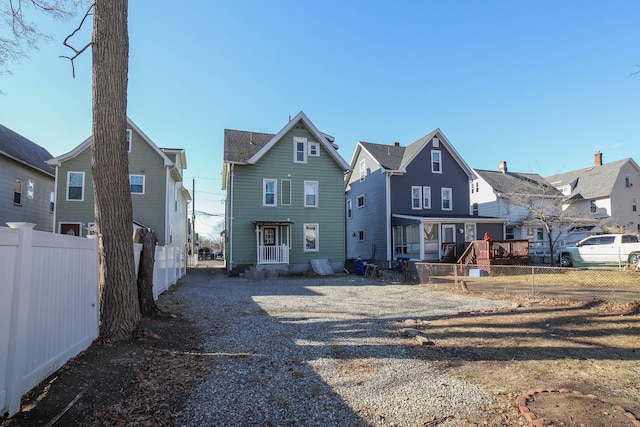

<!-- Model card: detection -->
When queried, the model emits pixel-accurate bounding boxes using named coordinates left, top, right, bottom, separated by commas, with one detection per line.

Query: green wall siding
left=230, top=127, right=346, bottom=266
left=53, top=128, right=188, bottom=246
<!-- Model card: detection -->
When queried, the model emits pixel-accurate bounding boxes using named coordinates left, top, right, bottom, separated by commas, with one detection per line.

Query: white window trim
left=304, top=223, right=319, bottom=252
left=441, top=187, right=452, bottom=211
left=359, top=159, right=366, bottom=181
left=423, top=186, right=431, bottom=209
left=263, top=179, right=277, bottom=207
left=304, top=181, right=319, bottom=207
left=464, top=223, right=476, bottom=242
left=130, top=174, right=145, bottom=194
left=294, top=137, right=307, bottom=164
left=411, top=186, right=422, bottom=210
left=126, top=129, right=132, bottom=152
left=431, top=150, right=442, bottom=174
left=308, top=142, right=320, bottom=157
left=357, top=194, right=365, bottom=208
left=346, top=199, right=352, bottom=218
left=66, top=171, right=85, bottom=201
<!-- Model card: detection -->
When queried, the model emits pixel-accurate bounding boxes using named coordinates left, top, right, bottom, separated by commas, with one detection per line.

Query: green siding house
left=46, top=118, right=191, bottom=247
left=222, top=111, right=350, bottom=276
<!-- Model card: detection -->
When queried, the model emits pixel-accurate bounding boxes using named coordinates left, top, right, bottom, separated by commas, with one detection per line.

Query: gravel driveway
left=175, top=264, right=512, bottom=426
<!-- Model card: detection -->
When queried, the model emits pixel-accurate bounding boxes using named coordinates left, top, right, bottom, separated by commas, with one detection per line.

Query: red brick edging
left=518, top=388, right=640, bottom=427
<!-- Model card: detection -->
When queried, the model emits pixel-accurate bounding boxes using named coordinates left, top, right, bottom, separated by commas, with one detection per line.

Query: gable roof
left=46, top=117, right=176, bottom=168
left=473, top=169, right=562, bottom=197
left=545, top=158, right=638, bottom=201
left=223, top=111, right=350, bottom=171
left=0, top=124, right=54, bottom=176
left=352, top=129, right=474, bottom=178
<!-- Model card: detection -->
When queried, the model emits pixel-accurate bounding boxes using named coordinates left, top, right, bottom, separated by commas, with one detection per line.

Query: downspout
left=229, top=163, right=234, bottom=270
left=386, top=172, right=392, bottom=268
left=52, top=166, right=59, bottom=232
left=165, top=168, right=171, bottom=246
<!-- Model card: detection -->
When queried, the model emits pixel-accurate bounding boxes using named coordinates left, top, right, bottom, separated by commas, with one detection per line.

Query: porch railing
left=257, top=245, right=289, bottom=264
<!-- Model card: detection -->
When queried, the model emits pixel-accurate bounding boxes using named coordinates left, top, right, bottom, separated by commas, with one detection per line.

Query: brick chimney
left=594, top=151, right=603, bottom=166
left=499, top=161, right=508, bottom=173
left=392, top=142, right=400, bottom=147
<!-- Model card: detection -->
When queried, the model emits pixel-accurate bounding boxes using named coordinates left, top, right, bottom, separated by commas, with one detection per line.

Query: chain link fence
left=415, top=263, right=640, bottom=304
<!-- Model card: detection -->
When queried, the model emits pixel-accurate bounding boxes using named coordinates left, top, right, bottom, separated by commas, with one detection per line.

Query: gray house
left=346, top=129, right=505, bottom=267
left=222, top=111, right=351, bottom=276
left=46, top=117, right=190, bottom=246
left=0, top=124, right=55, bottom=231
left=546, top=152, right=640, bottom=237
left=471, top=162, right=564, bottom=262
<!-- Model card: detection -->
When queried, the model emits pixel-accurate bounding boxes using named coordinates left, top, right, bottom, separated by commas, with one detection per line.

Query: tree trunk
left=134, top=228, right=161, bottom=318
left=92, top=0, right=140, bottom=341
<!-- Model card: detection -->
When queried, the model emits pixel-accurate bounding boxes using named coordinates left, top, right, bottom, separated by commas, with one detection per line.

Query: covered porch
left=391, top=215, right=507, bottom=263
left=253, top=220, right=292, bottom=265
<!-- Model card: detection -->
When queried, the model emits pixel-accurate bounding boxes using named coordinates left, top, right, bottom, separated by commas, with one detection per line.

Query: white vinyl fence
left=1, top=223, right=186, bottom=418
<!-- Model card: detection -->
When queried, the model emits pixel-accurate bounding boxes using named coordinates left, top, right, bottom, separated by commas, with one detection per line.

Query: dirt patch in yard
left=405, top=288, right=640, bottom=426
left=1, top=287, right=213, bottom=427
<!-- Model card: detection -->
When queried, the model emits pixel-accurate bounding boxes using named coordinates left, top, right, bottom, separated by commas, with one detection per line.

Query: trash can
left=355, top=258, right=371, bottom=276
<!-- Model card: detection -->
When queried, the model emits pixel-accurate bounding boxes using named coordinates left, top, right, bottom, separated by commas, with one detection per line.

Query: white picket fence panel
left=1, top=223, right=186, bottom=418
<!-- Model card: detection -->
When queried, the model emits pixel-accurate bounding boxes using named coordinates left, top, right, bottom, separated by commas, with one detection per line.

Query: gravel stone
left=174, top=272, right=511, bottom=426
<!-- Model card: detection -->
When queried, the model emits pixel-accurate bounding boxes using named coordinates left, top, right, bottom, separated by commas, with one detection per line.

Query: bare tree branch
left=0, top=0, right=89, bottom=75
left=59, top=2, right=93, bottom=77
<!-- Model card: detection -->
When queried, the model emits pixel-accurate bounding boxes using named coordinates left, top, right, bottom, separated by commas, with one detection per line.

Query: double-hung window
left=263, top=179, right=277, bottom=206
left=130, top=174, right=145, bottom=194
left=422, top=186, right=431, bottom=209
left=67, top=172, right=84, bottom=201
left=441, top=187, right=452, bottom=210
left=357, top=195, right=365, bottom=208
left=346, top=199, right=352, bottom=218
left=294, top=137, right=307, bottom=163
left=304, top=224, right=319, bottom=252
left=431, top=150, right=442, bottom=173
left=13, top=179, right=22, bottom=205
left=126, top=129, right=132, bottom=152
left=411, top=186, right=422, bottom=209
left=304, top=181, right=318, bottom=207
left=359, top=159, right=366, bottom=181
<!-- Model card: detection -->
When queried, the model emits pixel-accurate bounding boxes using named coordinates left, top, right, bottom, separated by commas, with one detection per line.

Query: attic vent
left=295, top=124, right=305, bottom=130
left=432, top=137, right=440, bottom=148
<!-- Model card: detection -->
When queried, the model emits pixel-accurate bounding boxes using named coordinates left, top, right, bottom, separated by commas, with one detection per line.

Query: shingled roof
left=474, top=169, right=561, bottom=196
left=224, top=129, right=275, bottom=164
left=353, top=129, right=473, bottom=178
left=222, top=111, right=350, bottom=170
left=546, top=158, right=635, bottom=201
left=0, top=124, right=54, bottom=176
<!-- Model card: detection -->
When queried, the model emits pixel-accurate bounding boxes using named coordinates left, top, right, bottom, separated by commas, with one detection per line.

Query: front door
left=262, top=227, right=277, bottom=261
left=441, top=224, right=456, bottom=261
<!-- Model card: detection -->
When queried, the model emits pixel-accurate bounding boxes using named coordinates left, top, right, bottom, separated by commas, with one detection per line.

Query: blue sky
left=2, top=0, right=639, bottom=237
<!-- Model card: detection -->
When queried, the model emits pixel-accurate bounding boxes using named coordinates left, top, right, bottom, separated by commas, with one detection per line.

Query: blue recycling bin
left=355, top=258, right=371, bottom=275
